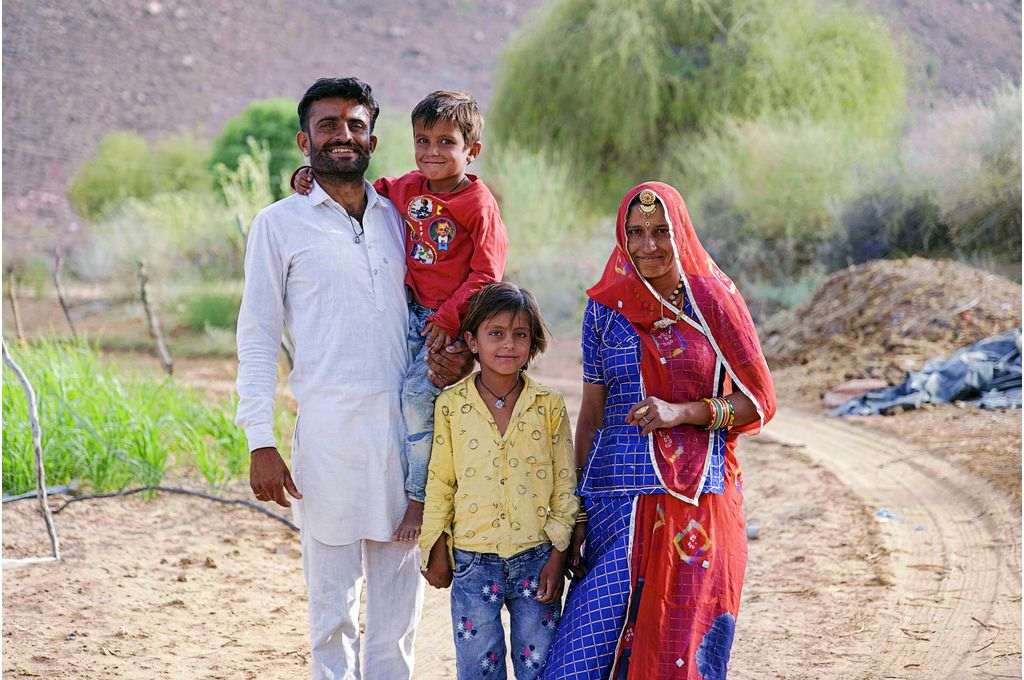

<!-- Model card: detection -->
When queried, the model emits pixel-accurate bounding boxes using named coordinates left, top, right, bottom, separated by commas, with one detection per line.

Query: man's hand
left=536, top=548, right=566, bottom=603
left=426, top=338, right=474, bottom=388
left=423, top=536, right=453, bottom=589
left=250, top=447, right=302, bottom=507
left=421, top=321, right=453, bottom=354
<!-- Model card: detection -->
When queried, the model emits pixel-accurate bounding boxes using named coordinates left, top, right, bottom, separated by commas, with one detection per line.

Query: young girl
left=419, top=282, right=579, bottom=680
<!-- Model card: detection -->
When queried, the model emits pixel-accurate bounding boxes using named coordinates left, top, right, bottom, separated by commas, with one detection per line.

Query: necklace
left=345, top=213, right=364, bottom=244
left=477, top=373, right=521, bottom=409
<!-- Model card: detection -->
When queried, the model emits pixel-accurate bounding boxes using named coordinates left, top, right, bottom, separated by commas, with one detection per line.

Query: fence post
left=53, top=251, right=78, bottom=341
left=4, top=267, right=26, bottom=344
left=136, top=261, right=174, bottom=376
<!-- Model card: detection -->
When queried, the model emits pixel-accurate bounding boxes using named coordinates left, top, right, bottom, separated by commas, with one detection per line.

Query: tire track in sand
left=766, top=407, right=1021, bottom=678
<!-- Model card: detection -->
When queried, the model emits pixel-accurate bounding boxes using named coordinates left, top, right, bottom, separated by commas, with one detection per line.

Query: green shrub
left=181, top=292, right=240, bottom=332
left=490, top=0, right=905, bottom=205
left=69, top=133, right=212, bottom=220
left=210, top=98, right=304, bottom=199
left=2, top=342, right=252, bottom=493
left=368, top=112, right=416, bottom=181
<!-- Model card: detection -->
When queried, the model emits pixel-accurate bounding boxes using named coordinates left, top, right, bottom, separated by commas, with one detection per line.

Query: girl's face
left=465, top=311, right=532, bottom=377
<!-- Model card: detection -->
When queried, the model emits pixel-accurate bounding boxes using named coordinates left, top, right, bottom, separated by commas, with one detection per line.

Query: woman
left=541, top=182, right=776, bottom=680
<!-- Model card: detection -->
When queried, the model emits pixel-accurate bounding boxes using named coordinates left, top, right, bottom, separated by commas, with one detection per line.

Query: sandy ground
left=3, top=341, right=1021, bottom=678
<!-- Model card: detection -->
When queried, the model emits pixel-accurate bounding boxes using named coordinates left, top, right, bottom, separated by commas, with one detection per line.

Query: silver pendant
left=495, top=398, right=505, bottom=409
left=353, top=235, right=361, bottom=244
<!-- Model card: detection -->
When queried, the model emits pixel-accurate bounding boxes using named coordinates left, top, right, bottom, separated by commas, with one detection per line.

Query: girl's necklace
left=477, top=373, right=521, bottom=409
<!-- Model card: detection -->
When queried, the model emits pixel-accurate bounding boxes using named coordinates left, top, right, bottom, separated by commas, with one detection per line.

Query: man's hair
left=460, top=282, right=548, bottom=364
left=298, top=78, right=380, bottom=133
left=410, top=90, right=484, bottom=146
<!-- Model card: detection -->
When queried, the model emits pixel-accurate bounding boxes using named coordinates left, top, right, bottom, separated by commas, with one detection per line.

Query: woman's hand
left=626, top=397, right=688, bottom=436
left=566, top=523, right=588, bottom=580
left=536, top=548, right=566, bottom=603
left=291, top=166, right=314, bottom=195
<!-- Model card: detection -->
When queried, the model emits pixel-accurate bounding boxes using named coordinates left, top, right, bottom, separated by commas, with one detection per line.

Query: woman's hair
left=460, top=282, right=548, bottom=363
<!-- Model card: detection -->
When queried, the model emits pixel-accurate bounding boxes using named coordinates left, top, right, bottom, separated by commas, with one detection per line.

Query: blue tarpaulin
left=834, top=329, right=1022, bottom=416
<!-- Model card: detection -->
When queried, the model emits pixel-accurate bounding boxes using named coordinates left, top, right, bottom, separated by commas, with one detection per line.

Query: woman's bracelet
left=701, top=397, right=735, bottom=431
left=575, top=504, right=588, bottom=525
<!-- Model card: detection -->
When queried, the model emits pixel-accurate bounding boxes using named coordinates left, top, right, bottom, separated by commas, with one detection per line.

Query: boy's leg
left=507, top=546, right=562, bottom=680
left=363, top=539, right=424, bottom=680
left=301, top=533, right=365, bottom=680
left=450, top=550, right=508, bottom=680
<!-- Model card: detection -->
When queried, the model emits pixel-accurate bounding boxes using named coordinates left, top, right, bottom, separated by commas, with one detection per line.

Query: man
left=236, top=77, right=469, bottom=680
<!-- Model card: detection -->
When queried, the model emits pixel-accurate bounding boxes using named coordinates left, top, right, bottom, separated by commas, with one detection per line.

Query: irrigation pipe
left=2, top=338, right=61, bottom=566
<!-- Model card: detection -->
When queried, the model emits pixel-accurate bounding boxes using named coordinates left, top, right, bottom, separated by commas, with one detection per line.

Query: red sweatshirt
left=374, top=172, right=508, bottom=336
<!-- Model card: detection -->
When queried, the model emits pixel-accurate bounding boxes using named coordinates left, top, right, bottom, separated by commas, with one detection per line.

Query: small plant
left=181, top=292, right=240, bottom=332
left=210, top=98, right=304, bottom=199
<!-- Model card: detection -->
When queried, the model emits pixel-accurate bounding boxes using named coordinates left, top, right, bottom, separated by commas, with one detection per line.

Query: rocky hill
left=2, top=0, right=1020, bottom=208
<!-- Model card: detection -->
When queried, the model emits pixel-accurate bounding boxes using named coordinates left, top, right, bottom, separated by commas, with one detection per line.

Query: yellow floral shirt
left=419, top=372, right=579, bottom=568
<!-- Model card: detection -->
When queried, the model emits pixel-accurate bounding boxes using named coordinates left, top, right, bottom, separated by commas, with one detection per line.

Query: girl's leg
left=506, top=544, right=562, bottom=680
left=451, top=550, right=508, bottom=679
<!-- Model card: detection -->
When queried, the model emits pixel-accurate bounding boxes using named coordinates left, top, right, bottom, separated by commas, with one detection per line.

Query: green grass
left=1, top=341, right=278, bottom=494
left=181, top=292, right=241, bottom=332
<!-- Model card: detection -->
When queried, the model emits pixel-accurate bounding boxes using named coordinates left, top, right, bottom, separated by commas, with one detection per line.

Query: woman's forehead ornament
left=638, top=189, right=658, bottom=215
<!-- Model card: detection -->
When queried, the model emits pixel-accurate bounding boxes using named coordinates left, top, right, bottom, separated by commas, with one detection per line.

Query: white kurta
left=236, top=180, right=410, bottom=546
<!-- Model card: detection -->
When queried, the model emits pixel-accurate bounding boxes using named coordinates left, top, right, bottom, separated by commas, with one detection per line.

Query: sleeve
left=419, top=395, right=458, bottom=570
left=543, top=394, right=579, bottom=552
left=429, top=202, right=509, bottom=335
left=235, top=213, right=287, bottom=452
left=372, top=176, right=394, bottom=199
left=581, top=299, right=605, bottom=385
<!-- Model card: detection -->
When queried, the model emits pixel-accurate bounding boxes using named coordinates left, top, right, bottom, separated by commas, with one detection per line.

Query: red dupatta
left=587, top=181, right=776, bottom=503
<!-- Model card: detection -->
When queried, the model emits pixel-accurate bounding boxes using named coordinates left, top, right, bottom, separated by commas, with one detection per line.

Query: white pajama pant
left=301, top=533, right=424, bottom=680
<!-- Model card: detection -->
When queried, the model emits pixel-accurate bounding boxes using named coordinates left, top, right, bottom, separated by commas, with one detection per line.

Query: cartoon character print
left=456, top=616, right=478, bottom=641
left=408, top=196, right=435, bottom=221
left=429, top=218, right=457, bottom=252
left=479, top=651, right=501, bottom=674
left=411, top=242, right=436, bottom=265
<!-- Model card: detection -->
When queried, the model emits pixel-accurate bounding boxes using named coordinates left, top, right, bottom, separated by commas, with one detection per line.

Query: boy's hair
left=461, top=282, right=548, bottom=363
left=411, top=90, right=484, bottom=147
left=298, top=77, right=380, bottom=133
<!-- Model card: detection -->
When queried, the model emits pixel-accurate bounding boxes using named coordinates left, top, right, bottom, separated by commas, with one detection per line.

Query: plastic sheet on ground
left=834, top=328, right=1022, bottom=416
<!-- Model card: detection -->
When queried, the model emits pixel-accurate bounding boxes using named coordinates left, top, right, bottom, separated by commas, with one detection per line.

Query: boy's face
left=413, top=119, right=481, bottom=186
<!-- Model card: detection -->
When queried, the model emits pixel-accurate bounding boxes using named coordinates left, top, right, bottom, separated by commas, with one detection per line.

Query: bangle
left=701, top=397, right=733, bottom=431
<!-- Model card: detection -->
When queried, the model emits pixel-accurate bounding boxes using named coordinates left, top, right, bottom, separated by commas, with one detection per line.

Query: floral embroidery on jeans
left=481, top=580, right=502, bottom=603
left=541, top=608, right=560, bottom=629
left=479, top=650, right=501, bottom=674
left=517, top=577, right=539, bottom=599
left=456, top=616, right=478, bottom=641
left=520, top=644, right=545, bottom=670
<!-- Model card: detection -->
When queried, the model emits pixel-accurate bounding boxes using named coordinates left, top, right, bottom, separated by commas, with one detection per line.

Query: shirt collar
left=306, top=178, right=382, bottom=213
left=454, top=370, right=548, bottom=417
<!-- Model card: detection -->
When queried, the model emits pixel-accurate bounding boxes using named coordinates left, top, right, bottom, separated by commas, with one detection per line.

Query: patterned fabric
left=375, top=172, right=508, bottom=335
left=579, top=299, right=726, bottom=497
left=542, top=477, right=747, bottom=680
left=449, top=544, right=562, bottom=679
left=419, top=372, right=579, bottom=569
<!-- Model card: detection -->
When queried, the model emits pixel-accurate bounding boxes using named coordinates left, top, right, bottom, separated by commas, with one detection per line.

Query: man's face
left=297, top=98, right=377, bottom=180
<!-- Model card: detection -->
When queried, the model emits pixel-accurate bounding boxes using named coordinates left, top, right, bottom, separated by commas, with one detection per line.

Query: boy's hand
left=422, top=321, right=452, bottom=353
left=536, top=548, right=566, bottom=603
left=423, top=536, right=453, bottom=589
left=291, top=166, right=314, bottom=195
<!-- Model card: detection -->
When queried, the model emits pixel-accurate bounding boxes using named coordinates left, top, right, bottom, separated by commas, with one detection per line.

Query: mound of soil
left=762, top=257, right=1021, bottom=384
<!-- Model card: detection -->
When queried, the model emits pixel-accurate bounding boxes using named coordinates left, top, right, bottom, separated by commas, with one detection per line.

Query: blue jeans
left=401, top=298, right=443, bottom=502
left=450, top=544, right=562, bottom=680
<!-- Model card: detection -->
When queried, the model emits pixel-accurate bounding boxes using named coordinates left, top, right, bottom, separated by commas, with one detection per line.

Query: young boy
left=292, top=90, right=509, bottom=542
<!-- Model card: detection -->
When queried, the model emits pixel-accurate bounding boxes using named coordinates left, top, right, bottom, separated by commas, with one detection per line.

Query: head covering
left=588, top=181, right=776, bottom=500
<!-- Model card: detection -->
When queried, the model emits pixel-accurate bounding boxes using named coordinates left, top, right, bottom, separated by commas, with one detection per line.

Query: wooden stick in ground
left=4, top=267, right=26, bottom=344
left=136, top=261, right=174, bottom=376
left=52, top=252, right=78, bottom=341
left=2, top=338, right=60, bottom=563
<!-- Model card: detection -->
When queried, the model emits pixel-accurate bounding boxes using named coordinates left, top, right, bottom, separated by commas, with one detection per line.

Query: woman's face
left=625, top=202, right=675, bottom=282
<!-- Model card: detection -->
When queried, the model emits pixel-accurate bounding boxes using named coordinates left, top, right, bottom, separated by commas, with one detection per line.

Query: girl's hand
left=536, top=548, right=566, bottom=604
left=422, top=321, right=452, bottom=353
left=423, top=552, right=453, bottom=589
left=626, top=397, right=685, bottom=436
left=566, top=523, right=588, bottom=580
left=291, top=166, right=315, bottom=195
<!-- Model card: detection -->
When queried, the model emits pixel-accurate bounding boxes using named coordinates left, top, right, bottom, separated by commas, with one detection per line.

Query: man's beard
left=310, top=142, right=371, bottom=182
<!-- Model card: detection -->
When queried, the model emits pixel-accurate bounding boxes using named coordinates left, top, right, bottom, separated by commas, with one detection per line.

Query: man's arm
left=236, top=214, right=301, bottom=507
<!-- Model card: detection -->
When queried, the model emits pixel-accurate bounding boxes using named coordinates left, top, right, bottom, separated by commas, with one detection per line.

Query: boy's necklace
left=477, top=373, right=521, bottom=409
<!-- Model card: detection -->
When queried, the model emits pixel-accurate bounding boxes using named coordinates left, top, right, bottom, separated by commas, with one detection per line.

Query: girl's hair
left=460, top=282, right=548, bottom=363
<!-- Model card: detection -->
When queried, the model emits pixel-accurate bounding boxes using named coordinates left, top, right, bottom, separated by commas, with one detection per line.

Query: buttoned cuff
left=245, top=425, right=277, bottom=453
left=543, top=519, right=573, bottom=553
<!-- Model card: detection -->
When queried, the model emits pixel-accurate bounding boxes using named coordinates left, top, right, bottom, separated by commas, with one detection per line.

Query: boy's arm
left=235, top=214, right=287, bottom=453
left=419, top=397, right=458, bottom=570
left=543, top=395, right=580, bottom=553
left=429, top=203, right=509, bottom=335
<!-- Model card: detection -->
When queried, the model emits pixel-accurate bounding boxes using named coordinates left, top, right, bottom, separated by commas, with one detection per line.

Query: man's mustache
left=320, top=143, right=367, bottom=155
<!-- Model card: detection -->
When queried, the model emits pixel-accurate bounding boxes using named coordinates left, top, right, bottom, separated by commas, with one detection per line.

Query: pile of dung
left=761, top=257, right=1021, bottom=384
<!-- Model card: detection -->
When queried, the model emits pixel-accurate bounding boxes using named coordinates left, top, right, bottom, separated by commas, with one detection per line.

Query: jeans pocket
left=452, top=549, right=479, bottom=578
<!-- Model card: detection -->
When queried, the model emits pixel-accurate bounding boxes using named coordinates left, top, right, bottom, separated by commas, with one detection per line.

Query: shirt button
left=372, top=268, right=379, bottom=275
left=500, top=513, right=506, bottom=519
